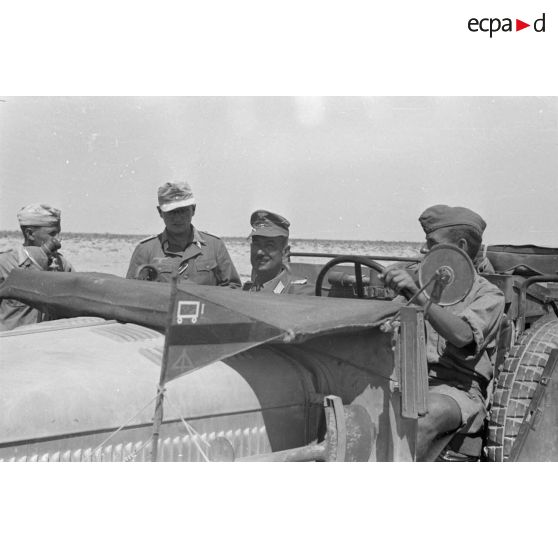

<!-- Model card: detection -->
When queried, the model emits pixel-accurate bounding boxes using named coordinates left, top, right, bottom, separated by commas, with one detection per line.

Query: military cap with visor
left=419, top=204, right=486, bottom=236
left=17, top=203, right=61, bottom=226
left=250, top=210, right=290, bottom=238
left=158, top=181, right=196, bottom=213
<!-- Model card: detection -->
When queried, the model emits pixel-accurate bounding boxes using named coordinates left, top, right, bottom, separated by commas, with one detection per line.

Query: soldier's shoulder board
left=291, top=278, right=308, bottom=285
left=0, top=248, right=16, bottom=259
left=199, top=230, right=221, bottom=240
left=138, top=234, right=158, bottom=245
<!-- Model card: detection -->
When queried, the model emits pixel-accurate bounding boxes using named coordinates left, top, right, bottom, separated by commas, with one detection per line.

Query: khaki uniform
left=126, top=227, right=241, bottom=287
left=243, top=268, right=314, bottom=295
left=392, top=270, right=504, bottom=433
left=414, top=205, right=504, bottom=435
left=427, top=274, right=504, bottom=385
left=0, top=245, right=73, bottom=331
left=427, top=273, right=505, bottom=433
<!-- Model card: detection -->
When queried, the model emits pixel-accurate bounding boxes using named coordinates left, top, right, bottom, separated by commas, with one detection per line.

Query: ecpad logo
left=468, top=13, right=546, bottom=38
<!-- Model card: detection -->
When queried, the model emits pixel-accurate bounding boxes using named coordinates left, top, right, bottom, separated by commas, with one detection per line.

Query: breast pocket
left=151, top=257, right=177, bottom=282
left=192, top=257, right=218, bottom=285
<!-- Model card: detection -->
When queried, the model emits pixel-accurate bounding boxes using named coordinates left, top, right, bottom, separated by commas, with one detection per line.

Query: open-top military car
left=0, top=243, right=556, bottom=462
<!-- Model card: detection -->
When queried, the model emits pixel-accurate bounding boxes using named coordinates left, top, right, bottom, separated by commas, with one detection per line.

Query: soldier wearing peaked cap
left=126, top=181, right=241, bottom=287
left=380, top=204, right=504, bottom=460
left=0, top=203, right=74, bottom=331
left=243, top=209, right=314, bottom=295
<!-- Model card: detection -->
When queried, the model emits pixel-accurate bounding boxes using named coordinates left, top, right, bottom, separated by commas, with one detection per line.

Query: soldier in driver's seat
left=243, top=210, right=314, bottom=295
left=380, top=205, right=505, bottom=461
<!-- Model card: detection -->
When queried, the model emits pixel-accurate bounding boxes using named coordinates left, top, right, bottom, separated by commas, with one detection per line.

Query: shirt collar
left=262, top=268, right=289, bottom=291
left=17, top=245, right=32, bottom=266
left=161, top=226, right=205, bottom=251
left=191, top=226, right=206, bottom=247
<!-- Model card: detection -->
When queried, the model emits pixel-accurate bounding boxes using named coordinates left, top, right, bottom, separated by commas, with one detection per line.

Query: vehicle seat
left=486, top=245, right=558, bottom=276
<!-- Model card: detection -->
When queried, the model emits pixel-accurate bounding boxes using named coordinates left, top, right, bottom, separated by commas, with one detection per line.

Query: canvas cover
left=487, top=244, right=558, bottom=276
left=0, top=270, right=400, bottom=344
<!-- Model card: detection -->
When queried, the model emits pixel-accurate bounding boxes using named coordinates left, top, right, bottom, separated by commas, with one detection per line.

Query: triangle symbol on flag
left=516, top=19, right=530, bottom=31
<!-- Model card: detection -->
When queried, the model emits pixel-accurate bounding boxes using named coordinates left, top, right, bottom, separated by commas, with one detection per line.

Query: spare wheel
left=486, top=318, right=558, bottom=462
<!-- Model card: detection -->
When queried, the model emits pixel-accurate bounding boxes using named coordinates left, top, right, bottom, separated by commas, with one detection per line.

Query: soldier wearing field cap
left=380, top=204, right=504, bottom=460
left=0, top=203, right=74, bottom=331
left=243, top=209, right=313, bottom=295
left=126, top=181, right=241, bottom=287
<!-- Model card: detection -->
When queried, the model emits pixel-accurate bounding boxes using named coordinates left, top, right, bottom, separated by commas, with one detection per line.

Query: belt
left=429, top=364, right=490, bottom=394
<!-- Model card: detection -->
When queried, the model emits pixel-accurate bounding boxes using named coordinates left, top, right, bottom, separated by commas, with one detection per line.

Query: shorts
left=429, top=379, right=487, bottom=434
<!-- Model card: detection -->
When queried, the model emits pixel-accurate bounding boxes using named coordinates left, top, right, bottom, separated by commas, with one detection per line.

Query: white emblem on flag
left=171, top=348, right=195, bottom=374
left=176, top=300, right=204, bottom=324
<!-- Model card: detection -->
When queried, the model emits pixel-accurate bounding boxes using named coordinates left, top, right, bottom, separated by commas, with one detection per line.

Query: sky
left=0, top=96, right=556, bottom=245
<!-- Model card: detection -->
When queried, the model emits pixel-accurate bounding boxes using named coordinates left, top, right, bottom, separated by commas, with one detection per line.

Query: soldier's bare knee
left=421, top=393, right=462, bottom=436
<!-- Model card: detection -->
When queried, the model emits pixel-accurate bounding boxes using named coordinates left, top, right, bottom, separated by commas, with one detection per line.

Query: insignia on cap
left=249, top=209, right=290, bottom=238
left=158, top=181, right=196, bottom=213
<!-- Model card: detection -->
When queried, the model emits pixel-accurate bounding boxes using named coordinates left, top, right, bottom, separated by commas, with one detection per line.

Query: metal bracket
left=324, top=395, right=347, bottom=462
left=395, top=306, right=429, bottom=419
left=517, top=276, right=558, bottom=336
left=509, top=348, right=558, bottom=461
left=234, top=395, right=375, bottom=462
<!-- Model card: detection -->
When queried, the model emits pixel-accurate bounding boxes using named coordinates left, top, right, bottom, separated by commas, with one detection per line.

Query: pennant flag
left=161, top=285, right=286, bottom=383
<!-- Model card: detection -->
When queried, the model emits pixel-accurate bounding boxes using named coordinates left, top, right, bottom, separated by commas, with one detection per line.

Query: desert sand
left=0, top=232, right=421, bottom=282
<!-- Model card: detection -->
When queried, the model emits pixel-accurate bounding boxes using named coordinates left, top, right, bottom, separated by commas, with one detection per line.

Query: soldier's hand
left=378, top=266, right=419, bottom=299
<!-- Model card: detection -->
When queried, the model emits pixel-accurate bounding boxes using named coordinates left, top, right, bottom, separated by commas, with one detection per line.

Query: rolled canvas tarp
left=0, top=270, right=171, bottom=331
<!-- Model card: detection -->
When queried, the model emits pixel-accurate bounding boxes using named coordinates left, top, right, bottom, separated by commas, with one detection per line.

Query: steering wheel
left=315, top=256, right=385, bottom=298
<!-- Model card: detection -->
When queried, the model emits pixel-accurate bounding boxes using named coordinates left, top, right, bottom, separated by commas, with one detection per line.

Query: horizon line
left=0, top=230, right=422, bottom=245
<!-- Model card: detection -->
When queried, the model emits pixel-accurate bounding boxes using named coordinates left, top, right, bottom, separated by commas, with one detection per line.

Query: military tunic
left=427, top=273, right=504, bottom=432
left=242, top=268, right=314, bottom=295
left=0, top=245, right=74, bottom=331
left=126, top=227, right=241, bottom=287
left=426, top=274, right=504, bottom=384
left=391, top=271, right=504, bottom=433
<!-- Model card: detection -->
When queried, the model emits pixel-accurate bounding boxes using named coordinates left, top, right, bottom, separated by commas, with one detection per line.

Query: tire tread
left=486, top=319, right=558, bottom=461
